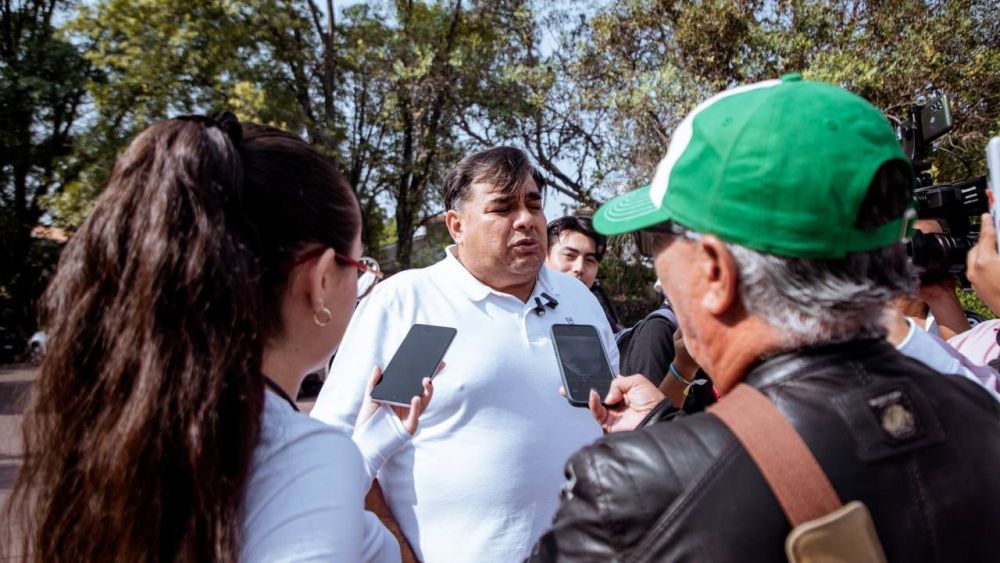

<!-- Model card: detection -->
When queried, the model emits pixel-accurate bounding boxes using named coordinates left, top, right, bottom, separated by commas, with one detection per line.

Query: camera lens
left=908, top=230, right=974, bottom=282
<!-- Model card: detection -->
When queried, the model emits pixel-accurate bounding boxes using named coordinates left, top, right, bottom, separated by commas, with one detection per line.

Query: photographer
left=528, top=75, right=1000, bottom=562
left=895, top=219, right=971, bottom=339
left=942, top=214, right=1000, bottom=391
left=966, top=213, right=1000, bottom=314
left=896, top=219, right=970, bottom=340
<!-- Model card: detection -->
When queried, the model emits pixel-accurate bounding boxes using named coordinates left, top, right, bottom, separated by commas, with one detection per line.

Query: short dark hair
left=547, top=215, right=607, bottom=261
left=443, top=146, right=546, bottom=210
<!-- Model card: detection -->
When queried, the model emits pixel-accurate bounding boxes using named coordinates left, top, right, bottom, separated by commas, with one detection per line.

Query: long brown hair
left=4, top=115, right=359, bottom=561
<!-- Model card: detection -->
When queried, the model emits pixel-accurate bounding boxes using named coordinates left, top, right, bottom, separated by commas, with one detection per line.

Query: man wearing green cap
left=527, top=75, right=1000, bottom=562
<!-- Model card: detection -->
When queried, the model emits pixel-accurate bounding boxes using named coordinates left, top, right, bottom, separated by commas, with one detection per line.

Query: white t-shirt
left=241, top=392, right=401, bottom=563
left=311, top=248, right=617, bottom=562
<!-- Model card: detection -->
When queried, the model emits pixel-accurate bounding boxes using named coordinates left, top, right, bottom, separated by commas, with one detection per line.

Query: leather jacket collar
left=743, top=336, right=897, bottom=390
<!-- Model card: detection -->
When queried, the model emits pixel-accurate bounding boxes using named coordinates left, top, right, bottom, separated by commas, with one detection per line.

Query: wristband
left=669, top=362, right=695, bottom=385
left=669, top=363, right=705, bottom=397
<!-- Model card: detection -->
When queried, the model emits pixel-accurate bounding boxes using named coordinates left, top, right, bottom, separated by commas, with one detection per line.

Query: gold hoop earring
left=314, top=305, right=333, bottom=327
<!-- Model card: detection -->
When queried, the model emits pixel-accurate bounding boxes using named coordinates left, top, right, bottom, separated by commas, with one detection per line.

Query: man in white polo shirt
left=311, top=146, right=618, bottom=562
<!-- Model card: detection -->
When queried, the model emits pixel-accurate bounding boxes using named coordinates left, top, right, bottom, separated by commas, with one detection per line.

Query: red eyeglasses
left=284, top=247, right=384, bottom=299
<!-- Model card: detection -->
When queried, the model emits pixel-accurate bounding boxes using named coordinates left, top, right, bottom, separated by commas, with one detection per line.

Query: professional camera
left=895, top=94, right=989, bottom=283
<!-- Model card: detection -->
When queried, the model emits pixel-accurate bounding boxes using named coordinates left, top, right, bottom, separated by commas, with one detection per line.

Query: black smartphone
left=550, top=324, right=615, bottom=407
left=371, top=324, right=457, bottom=406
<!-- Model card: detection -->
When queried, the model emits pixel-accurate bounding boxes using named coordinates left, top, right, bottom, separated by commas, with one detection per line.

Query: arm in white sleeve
left=352, top=406, right=411, bottom=483
left=360, top=511, right=402, bottom=563
left=604, top=325, right=621, bottom=376
left=896, top=318, right=1000, bottom=402
left=311, top=287, right=402, bottom=434
left=580, top=282, right=622, bottom=375
left=593, top=299, right=621, bottom=375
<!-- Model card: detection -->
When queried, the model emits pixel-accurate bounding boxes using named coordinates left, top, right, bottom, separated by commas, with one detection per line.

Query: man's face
left=651, top=233, right=707, bottom=362
left=450, top=177, right=547, bottom=291
left=546, top=230, right=600, bottom=288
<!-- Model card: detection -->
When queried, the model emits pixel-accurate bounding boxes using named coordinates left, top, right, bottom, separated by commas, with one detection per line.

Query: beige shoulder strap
left=707, top=383, right=842, bottom=526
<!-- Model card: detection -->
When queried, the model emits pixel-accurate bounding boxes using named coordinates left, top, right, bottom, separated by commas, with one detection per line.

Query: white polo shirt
left=311, top=247, right=617, bottom=562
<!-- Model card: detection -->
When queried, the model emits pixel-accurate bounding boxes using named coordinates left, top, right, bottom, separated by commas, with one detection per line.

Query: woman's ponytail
left=8, top=115, right=265, bottom=562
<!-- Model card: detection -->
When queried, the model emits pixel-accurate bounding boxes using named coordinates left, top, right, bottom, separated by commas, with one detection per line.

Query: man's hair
left=443, top=146, right=546, bottom=210
left=727, top=242, right=915, bottom=345
left=676, top=160, right=917, bottom=346
left=547, top=215, right=607, bottom=261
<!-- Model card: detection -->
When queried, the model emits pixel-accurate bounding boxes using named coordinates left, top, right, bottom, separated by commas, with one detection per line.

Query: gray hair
left=727, top=242, right=916, bottom=345
left=675, top=227, right=917, bottom=346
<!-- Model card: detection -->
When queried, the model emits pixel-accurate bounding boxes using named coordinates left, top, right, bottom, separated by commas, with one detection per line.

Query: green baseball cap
left=594, top=73, right=914, bottom=259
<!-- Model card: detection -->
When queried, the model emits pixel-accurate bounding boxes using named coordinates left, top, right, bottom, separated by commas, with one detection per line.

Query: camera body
left=897, top=94, right=989, bottom=283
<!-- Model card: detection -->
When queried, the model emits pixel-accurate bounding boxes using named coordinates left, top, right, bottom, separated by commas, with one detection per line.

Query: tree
left=20, top=0, right=1000, bottom=294
left=454, top=2, right=613, bottom=206
left=336, top=0, right=562, bottom=267
left=554, top=0, right=1000, bottom=302
left=1, top=0, right=95, bottom=334
left=51, top=0, right=327, bottom=224
left=569, top=0, right=1000, bottom=190
left=59, top=0, right=556, bottom=268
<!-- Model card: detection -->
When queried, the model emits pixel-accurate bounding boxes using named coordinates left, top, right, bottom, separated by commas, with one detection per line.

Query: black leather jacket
left=529, top=338, right=1000, bottom=562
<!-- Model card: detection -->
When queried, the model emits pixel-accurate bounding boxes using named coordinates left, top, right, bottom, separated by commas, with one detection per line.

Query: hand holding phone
left=551, top=324, right=616, bottom=407
left=588, top=374, right=667, bottom=434
left=371, top=324, right=456, bottom=407
left=360, top=365, right=435, bottom=435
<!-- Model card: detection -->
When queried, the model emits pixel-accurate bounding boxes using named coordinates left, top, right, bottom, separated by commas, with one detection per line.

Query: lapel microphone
left=534, top=293, right=559, bottom=316
left=533, top=297, right=546, bottom=316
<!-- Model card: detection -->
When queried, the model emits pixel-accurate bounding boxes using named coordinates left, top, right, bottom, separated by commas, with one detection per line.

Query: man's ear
left=445, top=209, right=464, bottom=245
left=306, top=248, right=337, bottom=312
left=697, top=235, right=739, bottom=315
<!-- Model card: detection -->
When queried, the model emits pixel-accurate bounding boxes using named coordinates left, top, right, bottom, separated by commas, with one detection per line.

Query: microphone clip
left=534, top=293, right=558, bottom=316
left=533, top=296, right=546, bottom=316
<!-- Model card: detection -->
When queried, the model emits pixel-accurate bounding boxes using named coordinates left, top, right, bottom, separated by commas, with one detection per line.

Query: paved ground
left=0, top=365, right=31, bottom=508
left=0, top=364, right=32, bottom=560
left=0, top=364, right=317, bottom=559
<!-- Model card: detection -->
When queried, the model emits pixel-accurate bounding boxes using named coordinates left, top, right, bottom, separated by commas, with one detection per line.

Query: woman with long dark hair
left=4, top=113, right=428, bottom=561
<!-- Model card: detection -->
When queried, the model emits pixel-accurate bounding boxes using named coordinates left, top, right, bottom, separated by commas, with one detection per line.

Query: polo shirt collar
left=441, top=245, right=562, bottom=303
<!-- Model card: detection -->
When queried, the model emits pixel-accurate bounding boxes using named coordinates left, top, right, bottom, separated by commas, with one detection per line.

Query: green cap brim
left=593, top=185, right=673, bottom=235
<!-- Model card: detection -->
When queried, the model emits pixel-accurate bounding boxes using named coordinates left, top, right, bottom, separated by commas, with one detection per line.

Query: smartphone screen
left=371, top=324, right=456, bottom=406
left=551, top=324, right=614, bottom=407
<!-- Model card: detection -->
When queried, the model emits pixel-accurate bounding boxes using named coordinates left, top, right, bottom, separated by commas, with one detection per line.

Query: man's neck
left=453, top=247, right=538, bottom=302
left=702, top=318, right=785, bottom=395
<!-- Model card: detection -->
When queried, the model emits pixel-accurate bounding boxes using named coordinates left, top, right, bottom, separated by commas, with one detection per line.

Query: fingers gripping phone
left=987, top=137, right=1000, bottom=252
left=371, top=324, right=456, bottom=407
left=551, top=324, right=615, bottom=407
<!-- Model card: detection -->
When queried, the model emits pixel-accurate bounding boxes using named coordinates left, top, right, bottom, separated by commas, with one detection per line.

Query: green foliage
left=5, top=0, right=1000, bottom=319
left=567, top=0, right=1000, bottom=198
left=959, top=288, right=997, bottom=320
left=1, top=0, right=94, bottom=334
left=597, top=234, right=657, bottom=298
